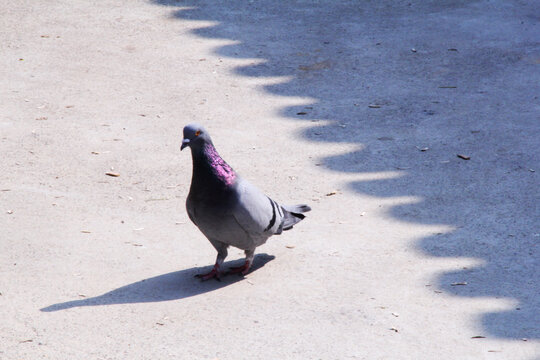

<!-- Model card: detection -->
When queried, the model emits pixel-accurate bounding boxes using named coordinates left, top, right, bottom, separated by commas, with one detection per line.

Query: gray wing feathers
left=232, top=179, right=284, bottom=239
left=233, top=179, right=311, bottom=237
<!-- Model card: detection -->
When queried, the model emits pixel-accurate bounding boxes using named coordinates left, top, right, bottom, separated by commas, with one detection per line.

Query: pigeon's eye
left=195, top=130, right=201, bottom=136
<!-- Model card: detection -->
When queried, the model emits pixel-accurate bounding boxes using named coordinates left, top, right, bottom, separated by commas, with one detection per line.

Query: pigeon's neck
left=193, top=142, right=237, bottom=187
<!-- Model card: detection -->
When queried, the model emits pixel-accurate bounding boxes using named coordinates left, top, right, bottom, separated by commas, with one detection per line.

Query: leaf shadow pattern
left=40, top=254, right=274, bottom=312
left=152, top=0, right=539, bottom=339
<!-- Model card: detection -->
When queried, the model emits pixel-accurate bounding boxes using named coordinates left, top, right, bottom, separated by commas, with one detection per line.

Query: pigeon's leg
left=228, top=249, right=255, bottom=275
left=196, top=245, right=227, bottom=281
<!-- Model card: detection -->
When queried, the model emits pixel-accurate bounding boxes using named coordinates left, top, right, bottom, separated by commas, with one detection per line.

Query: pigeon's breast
left=186, top=186, right=270, bottom=250
left=188, top=199, right=256, bottom=249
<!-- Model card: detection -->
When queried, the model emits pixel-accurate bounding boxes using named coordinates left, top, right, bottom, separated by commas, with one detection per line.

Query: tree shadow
left=40, top=254, right=274, bottom=312
left=151, top=0, right=539, bottom=339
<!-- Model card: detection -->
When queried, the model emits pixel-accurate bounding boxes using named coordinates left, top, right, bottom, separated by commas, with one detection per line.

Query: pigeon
left=181, top=123, right=311, bottom=280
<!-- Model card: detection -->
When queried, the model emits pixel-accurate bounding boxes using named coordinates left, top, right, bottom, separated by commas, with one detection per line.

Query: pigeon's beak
left=180, top=138, right=190, bottom=151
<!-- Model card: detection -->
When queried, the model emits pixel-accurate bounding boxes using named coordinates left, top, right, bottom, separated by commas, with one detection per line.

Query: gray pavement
left=1, top=0, right=538, bottom=359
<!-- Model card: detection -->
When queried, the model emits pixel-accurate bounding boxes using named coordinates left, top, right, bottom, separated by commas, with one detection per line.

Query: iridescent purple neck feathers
left=203, top=143, right=236, bottom=186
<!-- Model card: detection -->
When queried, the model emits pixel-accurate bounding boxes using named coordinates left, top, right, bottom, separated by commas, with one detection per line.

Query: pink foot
left=195, top=264, right=221, bottom=281
left=227, top=260, right=252, bottom=276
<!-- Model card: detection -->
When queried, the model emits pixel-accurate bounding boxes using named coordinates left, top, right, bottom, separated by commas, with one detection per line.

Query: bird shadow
left=40, top=254, right=274, bottom=312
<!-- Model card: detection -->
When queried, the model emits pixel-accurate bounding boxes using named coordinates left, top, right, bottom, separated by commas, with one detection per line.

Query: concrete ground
left=1, top=0, right=538, bottom=359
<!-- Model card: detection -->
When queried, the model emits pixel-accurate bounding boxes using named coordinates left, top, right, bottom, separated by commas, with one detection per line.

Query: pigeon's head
left=181, top=123, right=212, bottom=151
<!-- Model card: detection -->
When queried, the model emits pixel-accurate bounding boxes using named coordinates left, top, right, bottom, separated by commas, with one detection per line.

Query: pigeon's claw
left=195, top=264, right=221, bottom=281
left=227, top=260, right=252, bottom=276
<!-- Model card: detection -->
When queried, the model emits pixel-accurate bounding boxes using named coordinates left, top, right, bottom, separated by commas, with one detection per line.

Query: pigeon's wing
left=231, top=178, right=284, bottom=241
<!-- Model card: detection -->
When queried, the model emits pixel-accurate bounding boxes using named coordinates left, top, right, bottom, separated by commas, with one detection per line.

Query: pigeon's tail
left=279, top=204, right=311, bottom=232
